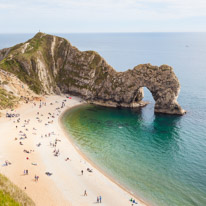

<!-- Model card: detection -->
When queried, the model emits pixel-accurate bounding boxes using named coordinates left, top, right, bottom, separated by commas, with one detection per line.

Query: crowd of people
left=6, top=113, right=20, bottom=118
left=1, top=96, right=138, bottom=205
left=2, top=97, right=102, bottom=204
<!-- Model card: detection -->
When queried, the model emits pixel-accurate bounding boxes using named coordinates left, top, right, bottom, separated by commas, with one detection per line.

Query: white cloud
left=0, top=3, right=15, bottom=9
left=45, top=0, right=206, bottom=19
left=0, top=0, right=206, bottom=32
left=2, top=0, right=206, bottom=19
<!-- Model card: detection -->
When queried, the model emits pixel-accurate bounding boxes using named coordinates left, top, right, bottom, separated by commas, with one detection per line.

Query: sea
left=1, top=33, right=206, bottom=206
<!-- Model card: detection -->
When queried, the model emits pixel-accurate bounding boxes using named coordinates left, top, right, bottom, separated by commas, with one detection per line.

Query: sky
left=0, top=0, right=206, bottom=33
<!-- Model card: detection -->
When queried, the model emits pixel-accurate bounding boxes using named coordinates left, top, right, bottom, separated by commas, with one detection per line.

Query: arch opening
left=132, top=87, right=155, bottom=106
left=142, top=87, right=155, bottom=104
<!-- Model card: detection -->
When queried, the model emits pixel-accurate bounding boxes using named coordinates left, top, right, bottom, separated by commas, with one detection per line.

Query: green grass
left=0, top=32, right=115, bottom=96
left=0, top=33, right=47, bottom=94
left=0, top=58, right=42, bottom=94
left=0, top=190, right=20, bottom=206
left=0, top=174, right=35, bottom=206
left=0, top=88, right=17, bottom=109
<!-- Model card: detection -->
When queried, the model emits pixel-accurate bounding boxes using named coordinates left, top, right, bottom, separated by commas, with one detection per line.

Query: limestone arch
left=119, top=64, right=186, bottom=115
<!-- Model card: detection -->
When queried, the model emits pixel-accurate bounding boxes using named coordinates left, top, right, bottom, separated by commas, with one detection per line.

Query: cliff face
left=0, top=68, right=37, bottom=109
left=0, top=32, right=185, bottom=115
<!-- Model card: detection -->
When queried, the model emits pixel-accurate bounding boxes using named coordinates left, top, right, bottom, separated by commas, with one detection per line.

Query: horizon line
left=0, top=31, right=206, bottom=35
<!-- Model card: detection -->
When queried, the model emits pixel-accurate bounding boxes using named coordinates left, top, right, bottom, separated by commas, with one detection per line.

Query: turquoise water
left=1, top=33, right=206, bottom=206
left=62, top=103, right=206, bottom=206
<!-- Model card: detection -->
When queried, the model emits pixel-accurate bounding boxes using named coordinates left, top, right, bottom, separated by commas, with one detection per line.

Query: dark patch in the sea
left=104, top=120, right=115, bottom=127
left=86, top=108, right=99, bottom=112
left=94, top=106, right=105, bottom=111
left=89, top=118, right=98, bottom=123
left=88, top=118, right=103, bottom=125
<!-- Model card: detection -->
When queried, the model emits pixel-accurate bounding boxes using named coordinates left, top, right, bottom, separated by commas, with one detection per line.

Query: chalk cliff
left=0, top=33, right=185, bottom=115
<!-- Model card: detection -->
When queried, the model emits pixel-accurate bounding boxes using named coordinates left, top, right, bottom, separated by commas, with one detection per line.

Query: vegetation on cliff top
left=0, top=33, right=50, bottom=94
left=0, top=173, right=35, bottom=206
left=0, top=33, right=113, bottom=96
left=0, top=88, right=18, bottom=109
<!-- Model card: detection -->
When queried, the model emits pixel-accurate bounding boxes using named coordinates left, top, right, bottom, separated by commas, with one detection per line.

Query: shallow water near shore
left=62, top=101, right=206, bottom=206
left=1, top=32, right=206, bottom=206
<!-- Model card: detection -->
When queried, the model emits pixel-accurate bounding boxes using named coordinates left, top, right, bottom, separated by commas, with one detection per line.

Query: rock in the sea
left=0, top=32, right=186, bottom=115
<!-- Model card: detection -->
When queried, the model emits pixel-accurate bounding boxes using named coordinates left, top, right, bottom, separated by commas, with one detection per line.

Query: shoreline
left=59, top=104, right=150, bottom=206
left=0, top=95, right=149, bottom=206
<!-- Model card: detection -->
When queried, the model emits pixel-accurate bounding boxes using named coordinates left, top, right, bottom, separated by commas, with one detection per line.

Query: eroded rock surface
left=0, top=33, right=185, bottom=115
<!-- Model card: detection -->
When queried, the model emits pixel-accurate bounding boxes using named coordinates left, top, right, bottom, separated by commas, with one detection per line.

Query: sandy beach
left=0, top=95, right=148, bottom=206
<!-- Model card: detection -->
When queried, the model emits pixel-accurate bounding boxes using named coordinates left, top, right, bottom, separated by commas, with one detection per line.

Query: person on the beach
left=97, top=196, right=99, bottom=203
left=81, top=170, right=83, bottom=175
left=99, top=195, right=102, bottom=203
left=84, top=190, right=87, bottom=196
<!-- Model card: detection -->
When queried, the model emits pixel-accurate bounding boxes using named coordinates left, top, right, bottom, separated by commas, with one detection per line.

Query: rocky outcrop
left=0, top=69, right=38, bottom=109
left=0, top=33, right=185, bottom=115
left=0, top=48, right=10, bottom=62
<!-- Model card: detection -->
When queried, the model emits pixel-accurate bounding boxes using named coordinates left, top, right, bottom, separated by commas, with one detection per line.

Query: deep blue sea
left=1, top=33, right=206, bottom=206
